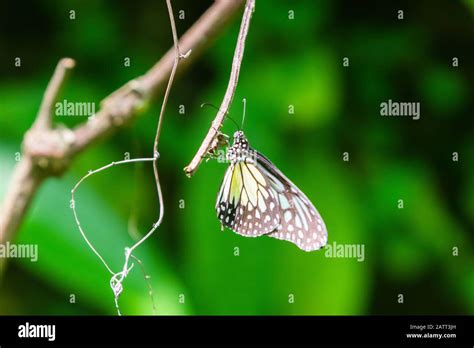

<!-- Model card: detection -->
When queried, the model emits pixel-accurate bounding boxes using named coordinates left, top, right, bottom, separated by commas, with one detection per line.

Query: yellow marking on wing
left=229, top=163, right=243, bottom=204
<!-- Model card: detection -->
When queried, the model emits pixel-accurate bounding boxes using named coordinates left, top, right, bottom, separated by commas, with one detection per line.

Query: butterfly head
left=227, top=131, right=251, bottom=163
left=233, top=130, right=247, bottom=144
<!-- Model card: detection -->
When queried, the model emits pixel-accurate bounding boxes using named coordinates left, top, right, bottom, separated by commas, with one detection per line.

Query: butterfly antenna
left=200, top=102, right=221, bottom=112
left=226, top=115, right=240, bottom=131
left=241, top=98, right=247, bottom=130
left=200, top=103, right=240, bottom=130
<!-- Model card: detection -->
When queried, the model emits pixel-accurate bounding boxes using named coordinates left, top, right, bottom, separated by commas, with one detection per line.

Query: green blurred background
left=0, top=0, right=473, bottom=315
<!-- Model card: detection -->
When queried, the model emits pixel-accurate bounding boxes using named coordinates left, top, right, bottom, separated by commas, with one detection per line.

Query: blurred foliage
left=0, top=0, right=473, bottom=315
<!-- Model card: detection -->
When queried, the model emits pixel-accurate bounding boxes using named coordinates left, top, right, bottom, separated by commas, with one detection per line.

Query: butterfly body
left=216, top=131, right=328, bottom=252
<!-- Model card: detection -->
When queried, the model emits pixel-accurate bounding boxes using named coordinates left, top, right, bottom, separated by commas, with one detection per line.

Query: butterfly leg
left=206, top=128, right=229, bottom=161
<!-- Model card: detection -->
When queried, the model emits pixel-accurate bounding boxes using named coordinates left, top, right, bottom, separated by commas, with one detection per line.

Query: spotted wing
left=256, top=152, right=328, bottom=252
left=216, top=161, right=280, bottom=237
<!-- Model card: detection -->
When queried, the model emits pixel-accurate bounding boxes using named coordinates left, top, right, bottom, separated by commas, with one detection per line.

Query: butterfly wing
left=216, top=161, right=280, bottom=237
left=256, top=151, right=328, bottom=252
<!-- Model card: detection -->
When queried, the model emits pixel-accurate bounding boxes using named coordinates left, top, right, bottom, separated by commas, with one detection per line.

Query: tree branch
left=33, top=58, right=76, bottom=130
left=0, top=158, right=44, bottom=246
left=0, top=0, right=245, bottom=245
left=70, top=0, right=245, bottom=156
left=0, top=58, right=75, bottom=244
left=183, top=0, right=255, bottom=177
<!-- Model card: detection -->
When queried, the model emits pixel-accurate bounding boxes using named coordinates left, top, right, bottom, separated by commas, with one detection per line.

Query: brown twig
left=0, top=58, right=75, bottom=245
left=0, top=0, right=245, bottom=246
left=0, top=159, right=44, bottom=247
left=70, top=0, right=245, bottom=156
left=71, top=1, right=183, bottom=314
left=184, top=0, right=255, bottom=177
left=147, top=0, right=182, bottom=254
left=134, top=0, right=183, bottom=254
left=34, top=58, right=76, bottom=130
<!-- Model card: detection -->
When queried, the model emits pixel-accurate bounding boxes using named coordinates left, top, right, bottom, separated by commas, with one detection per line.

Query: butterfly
left=216, top=130, right=328, bottom=252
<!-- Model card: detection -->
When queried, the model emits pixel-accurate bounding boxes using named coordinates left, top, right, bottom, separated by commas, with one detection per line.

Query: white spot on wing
left=258, top=192, right=267, bottom=212
left=270, top=202, right=275, bottom=211
left=279, top=195, right=290, bottom=209
left=295, top=216, right=302, bottom=228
